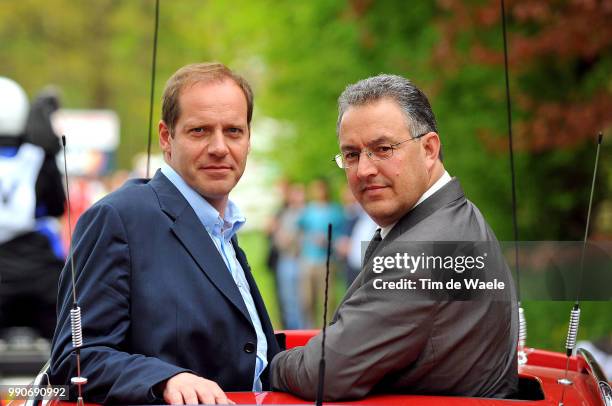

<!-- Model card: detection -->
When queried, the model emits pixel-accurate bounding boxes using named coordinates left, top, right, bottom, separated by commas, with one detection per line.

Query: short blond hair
left=161, top=62, right=253, bottom=134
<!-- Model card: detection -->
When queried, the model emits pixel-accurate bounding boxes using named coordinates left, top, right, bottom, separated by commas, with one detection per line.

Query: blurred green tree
left=434, top=0, right=612, bottom=240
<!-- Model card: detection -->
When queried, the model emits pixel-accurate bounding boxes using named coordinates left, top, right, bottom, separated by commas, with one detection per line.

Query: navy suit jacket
left=50, top=170, right=280, bottom=404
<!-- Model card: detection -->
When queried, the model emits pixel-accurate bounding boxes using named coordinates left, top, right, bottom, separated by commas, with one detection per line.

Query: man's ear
left=422, top=132, right=441, bottom=167
left=159, top=120, right=172, bottom=157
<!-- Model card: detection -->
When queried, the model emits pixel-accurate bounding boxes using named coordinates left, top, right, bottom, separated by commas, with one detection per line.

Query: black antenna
left=558, top=133, right=603, bottom=406
left=62, top=136, right=77, bottom=306
left=575, top=132, right=603, bottom=303
left=500, top=0, right=527, bottom=365
left=145, top=0, right=160, bottom=178
left=61, top=135, right=87, bottom=406
left=315, top=223, right=332, bottom=406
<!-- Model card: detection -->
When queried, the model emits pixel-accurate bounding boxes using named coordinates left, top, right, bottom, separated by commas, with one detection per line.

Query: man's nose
left=356, top=151, right=377, bottom=179
left=207, top=130, right=229, bottom=157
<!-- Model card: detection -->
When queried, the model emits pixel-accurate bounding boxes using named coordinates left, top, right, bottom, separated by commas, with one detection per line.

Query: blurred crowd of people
left=266, top=178, right=377, bottom=329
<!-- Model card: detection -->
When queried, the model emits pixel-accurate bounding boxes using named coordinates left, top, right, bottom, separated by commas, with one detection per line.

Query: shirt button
left=243, top=342, right=255, bottom=353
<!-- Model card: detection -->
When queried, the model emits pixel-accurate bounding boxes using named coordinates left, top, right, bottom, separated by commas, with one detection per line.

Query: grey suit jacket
left=271, top=178, right=518, bottom=401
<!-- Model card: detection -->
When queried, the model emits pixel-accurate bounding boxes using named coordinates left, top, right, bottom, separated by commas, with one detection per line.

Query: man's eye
left=343, top=151, right=360, bottom=161
left=375, top=145, right=393, bottom=153
left=226, top=127, right=244, bottom=136
left=190, top=127, right=204, bottom=134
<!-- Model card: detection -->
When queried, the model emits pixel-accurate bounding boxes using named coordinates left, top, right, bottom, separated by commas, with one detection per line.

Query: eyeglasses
left=333, top=133, right=428, bottom=169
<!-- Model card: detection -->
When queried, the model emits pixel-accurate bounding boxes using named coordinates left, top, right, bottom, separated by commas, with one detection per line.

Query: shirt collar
left=160, top=163, right=245, bottom=239
left=380, top=170, right=451, bottom=239
left=415, top=170, right=452, bottom=208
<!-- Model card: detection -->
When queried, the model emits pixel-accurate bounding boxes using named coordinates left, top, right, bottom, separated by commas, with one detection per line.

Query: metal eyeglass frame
left=333, top=132, right=428, bottom=169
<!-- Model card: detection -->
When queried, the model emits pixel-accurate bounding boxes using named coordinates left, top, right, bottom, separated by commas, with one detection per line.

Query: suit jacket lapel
left=149, top=170, right=252, bottom=324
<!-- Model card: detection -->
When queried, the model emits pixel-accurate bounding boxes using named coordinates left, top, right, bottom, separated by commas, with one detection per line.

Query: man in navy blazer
left=50, top=62, right=279, bottom=404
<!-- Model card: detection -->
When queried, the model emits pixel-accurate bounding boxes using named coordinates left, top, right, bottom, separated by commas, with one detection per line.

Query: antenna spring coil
left=518, top=307, right=527, bottom=346
left=70, top=306, right=83, bottom=349
left=565, top=307, right=581, bottom=352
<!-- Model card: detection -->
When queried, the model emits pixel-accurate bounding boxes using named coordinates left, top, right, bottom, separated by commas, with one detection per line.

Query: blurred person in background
left=25, top=86, right=67, bottom=262
left=335, top=186, right=377, bottom=287
left=298, top=178, right=345, bottom=327
left=345, top=209, right=377, bottom=286
left=0, top=77, right=65, bottom=340
left=25, top=86, right=62, bottom=155
left=273, top=182, right=306, bottom=329
left=265, top=177, right=290, bottom=321
left=334, top=187, right=360, bottom=273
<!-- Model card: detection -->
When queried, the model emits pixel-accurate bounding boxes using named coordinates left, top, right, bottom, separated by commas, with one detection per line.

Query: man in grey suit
left=271, top=74, right=518, bottom=400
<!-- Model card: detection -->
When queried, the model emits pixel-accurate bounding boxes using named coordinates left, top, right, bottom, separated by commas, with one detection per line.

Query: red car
left=5, top=329, right=611, bottom=406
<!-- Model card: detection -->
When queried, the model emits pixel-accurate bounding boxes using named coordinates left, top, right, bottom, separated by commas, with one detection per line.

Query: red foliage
left=436, top=0, right=612, bottom=151
left=516, top=92, right=612, bottom=151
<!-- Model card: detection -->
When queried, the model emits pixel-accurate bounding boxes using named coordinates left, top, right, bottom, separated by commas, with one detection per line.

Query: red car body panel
left=5, top=330, right=609, bottom=405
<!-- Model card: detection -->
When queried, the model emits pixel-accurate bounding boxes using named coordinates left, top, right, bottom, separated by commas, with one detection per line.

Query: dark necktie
left=363, top=228, right=382, bottom=265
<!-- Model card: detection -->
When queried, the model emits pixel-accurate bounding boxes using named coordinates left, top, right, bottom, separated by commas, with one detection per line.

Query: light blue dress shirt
left=160, top=164, right=268, bottom=391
